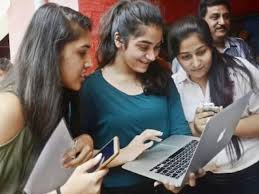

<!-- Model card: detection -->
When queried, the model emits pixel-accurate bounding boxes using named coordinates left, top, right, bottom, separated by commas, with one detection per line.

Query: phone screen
left=99, top=139, right=115, bottom=164
left=87, top=139, right=115, bottom=172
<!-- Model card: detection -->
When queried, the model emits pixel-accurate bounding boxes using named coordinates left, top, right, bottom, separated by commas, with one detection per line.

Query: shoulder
left=234, top=57, right=258, bottom=72
left=229, top=37, right=246, bottom=44
left=81, top=71, right=102, bottom=91
left=229, top=37, right=249, bottom=49
left=0, top=92, right=25, bottom=145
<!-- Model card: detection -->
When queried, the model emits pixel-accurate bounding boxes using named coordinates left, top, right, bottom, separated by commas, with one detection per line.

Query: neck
left=191, top=76, right=208, bottom=94
left=213, top=38, right=226, bottom=53
left=106, top=55, right=138, bottom=81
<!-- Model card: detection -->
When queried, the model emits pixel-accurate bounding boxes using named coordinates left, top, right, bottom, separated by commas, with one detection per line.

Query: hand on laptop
left=194, top=106, right=222, bottom=135
left=154, top=168, right=205, bottom=193
left=122, top=129, right=163, bottom=162
left=62, top=134, right=94, bottom=168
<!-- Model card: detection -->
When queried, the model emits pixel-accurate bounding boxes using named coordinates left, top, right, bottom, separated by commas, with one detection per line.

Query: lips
left=215, top=26, right=227, bottom=32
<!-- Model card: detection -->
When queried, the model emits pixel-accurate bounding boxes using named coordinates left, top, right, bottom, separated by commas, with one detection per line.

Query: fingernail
left=95, top=153, right=102, bottom=159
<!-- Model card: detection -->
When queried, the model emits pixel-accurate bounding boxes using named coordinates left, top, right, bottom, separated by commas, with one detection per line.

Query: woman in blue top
left=74, top=1, right=201, bottom=193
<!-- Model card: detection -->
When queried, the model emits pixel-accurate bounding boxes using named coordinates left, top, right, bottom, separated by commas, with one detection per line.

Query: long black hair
left=97, top=0, right=171, bottom=95
left=168, top=16, right=256, bottom=162
left=14, top=3, right=91, bottom=139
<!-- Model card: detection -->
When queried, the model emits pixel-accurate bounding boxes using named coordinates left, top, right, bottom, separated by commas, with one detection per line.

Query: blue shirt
left=224, top=37, right=258, bottom=67
left=77, top=70, right=191, bottom=188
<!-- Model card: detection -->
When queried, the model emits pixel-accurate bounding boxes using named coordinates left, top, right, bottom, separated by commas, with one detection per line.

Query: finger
left=144, top=140, right=154, bottom=150
left=93, top=168, right=109, bottom=181
left=197, top=168, right=206, bottom=178
left=188, top=172, right=196, bottom=187
left=82, top=150, right=94, bottom=163
left=154, top=181, right=161, bottom=187
left=140, top=130, right=163, bottom=142
left=77, top=153, right=102, bottom=173
left=62, top=149, right=78, bottom=167
left=165, top=182, right=182, bottom=193
left=195, top=107, right=203, bottom=113
left=148, top=136, right=163, bottom=142
left=198, top=111, right=215, bottom=119
left=142, top=129, right=163, bottom=137
left=65, top=148, right=93, bottom=168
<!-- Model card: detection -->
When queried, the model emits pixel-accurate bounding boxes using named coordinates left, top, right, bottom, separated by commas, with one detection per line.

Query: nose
left=84, top=58, right=92, bottom=68
left=145, top=50, right=156, bottom=61
left=218, top=16, right=226, bottom=25
left=192, top=56, right=201, bottom=68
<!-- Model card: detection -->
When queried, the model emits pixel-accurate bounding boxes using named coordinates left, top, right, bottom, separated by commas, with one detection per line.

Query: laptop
left=122, top=91, right=253, bottom=187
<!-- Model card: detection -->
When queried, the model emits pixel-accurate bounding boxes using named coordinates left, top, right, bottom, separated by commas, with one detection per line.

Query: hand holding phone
left=202, top=102, right=222, bottom=113
left=194, top=103, right=222, bottom=135
left=87, top=136, right=120, bottom=172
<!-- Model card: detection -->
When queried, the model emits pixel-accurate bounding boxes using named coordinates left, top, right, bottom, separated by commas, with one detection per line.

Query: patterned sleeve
left=239, top=39, right=258, bottom=68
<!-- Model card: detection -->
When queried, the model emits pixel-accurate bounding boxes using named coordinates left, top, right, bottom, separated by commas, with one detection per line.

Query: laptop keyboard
left=149, top=140, right=199, bottom=179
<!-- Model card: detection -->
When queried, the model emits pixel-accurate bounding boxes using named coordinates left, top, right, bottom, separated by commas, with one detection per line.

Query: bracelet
left=56, top=187, right=61, bottom=194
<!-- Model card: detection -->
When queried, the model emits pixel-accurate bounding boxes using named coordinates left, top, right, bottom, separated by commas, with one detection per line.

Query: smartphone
left=88, top=136, right=120, bottom=172
left=202, top=102, right=221, bottom=113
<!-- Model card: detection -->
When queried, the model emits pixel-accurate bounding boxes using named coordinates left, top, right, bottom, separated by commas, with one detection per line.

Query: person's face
left=60, top=30, right=91, bottom=91
left=117, top=25, right=162, bottom=73
left=177, top=33, right=212, bottom=83
left=203, top=4, right=230, bottom=43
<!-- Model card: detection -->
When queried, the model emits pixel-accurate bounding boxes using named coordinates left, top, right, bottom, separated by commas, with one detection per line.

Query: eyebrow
left=178, top=45, right=207, bottom=54
left=137, top=40, right=162, bottom=46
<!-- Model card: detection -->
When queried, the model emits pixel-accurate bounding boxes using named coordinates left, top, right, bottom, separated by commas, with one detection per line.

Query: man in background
left=198, top=0, right=258, bottom=67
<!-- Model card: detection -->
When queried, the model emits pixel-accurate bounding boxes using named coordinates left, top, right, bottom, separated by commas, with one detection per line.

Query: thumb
left=77, top=153, right=102, bottom=173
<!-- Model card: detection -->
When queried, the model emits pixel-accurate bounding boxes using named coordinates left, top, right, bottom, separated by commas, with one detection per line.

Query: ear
left=114, top=32, right=123, bottom=48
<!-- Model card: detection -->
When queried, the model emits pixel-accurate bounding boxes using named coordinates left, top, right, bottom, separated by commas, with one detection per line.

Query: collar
left=172, top=67, right=192, bottom=84
left=224, top=37, right=238, bottom=50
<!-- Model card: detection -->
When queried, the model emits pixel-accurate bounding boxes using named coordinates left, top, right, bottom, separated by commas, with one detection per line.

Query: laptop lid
left=184, top=91, right=253, bottom=180
left=122, top=91, right=252, bottom=187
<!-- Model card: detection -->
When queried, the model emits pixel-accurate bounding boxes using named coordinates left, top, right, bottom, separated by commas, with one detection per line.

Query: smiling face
left=60, top=29, right=92, bottom=91
left=177, top=33, right=212, bottom=83
left=116, top=25, right=163, bottom=74
left=203, top=4, right=230, bottom=43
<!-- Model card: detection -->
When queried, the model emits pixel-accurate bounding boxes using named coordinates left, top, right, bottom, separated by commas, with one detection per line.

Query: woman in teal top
left=74, top=1, right=194, bottom=194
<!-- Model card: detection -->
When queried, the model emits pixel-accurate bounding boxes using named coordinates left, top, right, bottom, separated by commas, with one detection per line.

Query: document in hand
left=24, top=119, right=75, bottom=194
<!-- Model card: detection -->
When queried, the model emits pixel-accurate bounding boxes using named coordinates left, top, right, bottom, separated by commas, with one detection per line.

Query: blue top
left=77, top=70, right=191, bottom=188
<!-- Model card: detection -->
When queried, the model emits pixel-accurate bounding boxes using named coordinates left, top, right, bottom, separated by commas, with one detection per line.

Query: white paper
left=24, top=119, right=75, bottom=194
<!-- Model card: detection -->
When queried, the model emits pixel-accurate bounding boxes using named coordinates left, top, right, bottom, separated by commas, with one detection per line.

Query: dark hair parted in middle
left=97, top=0, right=172, bottom=95
left=168, top=16, right=256, bottom=163
left=15, top=3, right=92, bottom=139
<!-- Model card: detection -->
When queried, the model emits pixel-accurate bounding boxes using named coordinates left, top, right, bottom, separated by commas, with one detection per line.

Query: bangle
left=56, top=187, right=61, bottom=194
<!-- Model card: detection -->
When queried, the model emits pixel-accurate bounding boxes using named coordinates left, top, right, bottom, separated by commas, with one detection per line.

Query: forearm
left=235, top=114, right=259, bottom=138
left=45, top=185, right=70, bottom=194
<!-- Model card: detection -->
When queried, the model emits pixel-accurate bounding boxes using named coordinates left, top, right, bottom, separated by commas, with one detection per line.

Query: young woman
left=0, top=3, right=108, bottom=194
left=168, top=16, right=259, bottom=194
left=74, top=1, right=202, bottom=194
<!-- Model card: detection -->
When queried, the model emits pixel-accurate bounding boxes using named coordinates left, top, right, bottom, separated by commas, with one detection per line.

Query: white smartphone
left=202, top=102, right=221, bottom=113
left=88, top=136, right=120, bottom=172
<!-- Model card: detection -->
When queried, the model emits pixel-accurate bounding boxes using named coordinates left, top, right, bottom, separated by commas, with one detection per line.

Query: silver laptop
left=122, top=91, right=253, bottom=187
